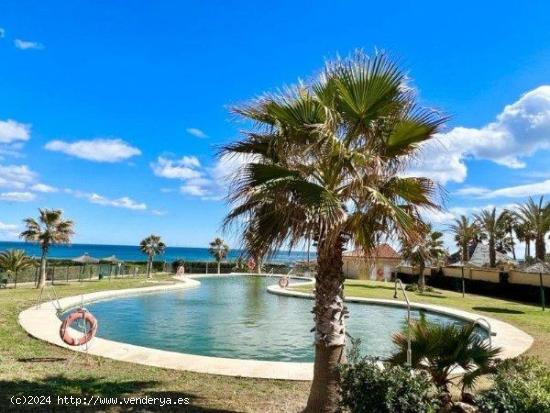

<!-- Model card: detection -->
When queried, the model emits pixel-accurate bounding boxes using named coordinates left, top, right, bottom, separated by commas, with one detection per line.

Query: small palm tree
left=0, top=249, right=34, bottom=288
left=514, top=197, right=550, bottom=261
left=389, top=319, right=501, bottom=398
left=474, top=208, right=509, bottom=268
left=139, top=235, right=166, bottom=278
left=401, top=224, right=446, bottom=290
left=20, top=209, right=74, bottom=288
left=449, top=215, right=479, bottom=262
left=209, top=237, right=229, bottom=274
left=222, top=51, right=445, bottom=411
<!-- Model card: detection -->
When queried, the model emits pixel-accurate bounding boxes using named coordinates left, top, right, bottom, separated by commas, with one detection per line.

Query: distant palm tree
left=389, top=319, right=500, bottom=398
left=474, top=208, right=509, bottom=267
left=20, top=209, right=74, bottom=288
left=501, top=210, right=518, bottom=260
left=514, top=197, right=550, bottom=261
left=221, top=51, right=444, bottom=412
left=209, top=237, right=229, bottom=274
left=139, top=235, right=166, bottom=278
left=401, top=224, right=446, bottom=290
left=449, top=215, right=479, bottom=262
left=0, top=249, right=34, bottom=288
left=514, top=221, right=535, bottom=260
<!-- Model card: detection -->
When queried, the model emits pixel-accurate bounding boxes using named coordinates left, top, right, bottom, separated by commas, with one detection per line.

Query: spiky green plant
left=389, top=319, right=501, bottom=398
left=221, top=51, right=445, bottom=412
left=0, top=249, right=34, bottom=288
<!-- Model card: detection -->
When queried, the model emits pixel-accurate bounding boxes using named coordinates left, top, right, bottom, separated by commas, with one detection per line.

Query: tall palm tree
left=209, top=237, right=229, bottom=274
left=501, top=210, right=518, bottom=260
left=474, top=208, right=509, bottom=268
left=139, top=235, right=166, bottom=278
left=514, top=197, right=550, bottom=261
left=221, top=51, right=444, bottom=412
left=20, top=209, right=74, bottom=288
left=0, top=249, right=34, bottom=288
left=514, top=221, right=535, bottom=260
left=448, top=215, right=479, bottom=263
left=401, top=224, right=446, bottom=290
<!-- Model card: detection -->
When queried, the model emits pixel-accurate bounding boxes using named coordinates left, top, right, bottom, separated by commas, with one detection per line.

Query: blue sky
left=0, top=1, right=549, bottom=254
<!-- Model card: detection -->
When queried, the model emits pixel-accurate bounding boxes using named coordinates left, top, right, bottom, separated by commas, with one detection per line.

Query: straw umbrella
left=101, top=255, right=123, bottom=278
left=524, top=261, right=550, bottom=311
left=72, top=253, right=100, bottom=280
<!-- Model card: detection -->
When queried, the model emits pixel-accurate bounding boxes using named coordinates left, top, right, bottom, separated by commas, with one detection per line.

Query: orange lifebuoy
left=278, top=277, right=289, bottom=288
left=376, top=268, right=384, bottom=277
left=59, top=308, right=98, bottom=346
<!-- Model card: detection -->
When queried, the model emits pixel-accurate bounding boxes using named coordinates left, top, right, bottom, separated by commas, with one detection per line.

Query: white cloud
left=409, top=85, right=550, bottom=184
left=14, top=39, right=44, bottom=50
left=180, top=184, right=208, bottom=196
left=186, top=128, right=208, bottom=138
left=45, top=138, right=141, bottom=163
left=0, top=28, right=5, bottom=38
left=454, top=186, right=490, bottom=196
left=0, top=191, right=35, bottom=202
left=31, top=183, right=58, bottom=193
left=0, top=221, right=19, bottom=239
left=0, top=164, right=36, bottom=189
left=68, top=189, right=147, bottom=210
left=151, top=156, right=202, bottom=180
left=0, top=119, right=30, bottom=144
left=479, top=179, right=550, bottom=199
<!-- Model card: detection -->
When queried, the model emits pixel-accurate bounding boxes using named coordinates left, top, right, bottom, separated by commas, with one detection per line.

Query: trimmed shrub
left=339, top=357, right=440, bottom=413
left=476, top=356, right=550, bottom=413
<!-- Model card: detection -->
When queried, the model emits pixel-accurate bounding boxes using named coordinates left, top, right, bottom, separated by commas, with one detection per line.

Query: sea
left=0, top=241, right=312, bottom=264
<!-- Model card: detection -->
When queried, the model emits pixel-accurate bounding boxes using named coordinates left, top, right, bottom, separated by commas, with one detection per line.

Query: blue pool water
left=67, top=276, right=478, bottom=362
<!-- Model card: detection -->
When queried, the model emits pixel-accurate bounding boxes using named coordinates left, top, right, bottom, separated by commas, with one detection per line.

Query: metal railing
left=393, top=278, right=412, bottom=366
left=474, top=317, right=495, bottom=347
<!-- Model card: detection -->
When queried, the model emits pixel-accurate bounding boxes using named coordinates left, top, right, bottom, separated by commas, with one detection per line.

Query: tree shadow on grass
left=472, top=306, right=525, bottom=315
left=0, top=376, right=234, bottom=412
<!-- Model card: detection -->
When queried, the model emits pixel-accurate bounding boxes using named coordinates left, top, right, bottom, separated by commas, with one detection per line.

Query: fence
left=0, top=262, right=153, bottom=287
left=395, top=265, right=550, bottom=306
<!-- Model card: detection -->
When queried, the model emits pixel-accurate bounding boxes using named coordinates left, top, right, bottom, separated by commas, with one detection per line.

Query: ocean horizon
left=0, top=241, right=313, bottom=264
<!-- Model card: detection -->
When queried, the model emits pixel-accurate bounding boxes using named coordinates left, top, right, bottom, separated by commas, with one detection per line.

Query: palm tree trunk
left=217, top=261, right=221, bottom=274
left=305, top=236, right=346, bottom=413
left=462, top=242, right=468, bottom=262
left=147, top=256, right=152, bottom=278
left=14, top=270, right=18, bottom=289
left=418, top=263, right=426, bottom=291
left=37, top=249, right=47, bottom=289
left=489, top=237, right=496, bottom=267
left=526, top=238, right=531, bottom=259
left=256, top=256, right=262, bottom=274
left=509, top=230, right=516, bottom=260
left=535, top=235, right=546, bottom=261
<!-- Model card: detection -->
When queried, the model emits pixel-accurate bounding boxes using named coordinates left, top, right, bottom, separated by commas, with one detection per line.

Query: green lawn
left=0, top=277, right=309, bottom=412
left=1, top=277, right=548, bottom=412
left=293, top=279, right=550, bottom=365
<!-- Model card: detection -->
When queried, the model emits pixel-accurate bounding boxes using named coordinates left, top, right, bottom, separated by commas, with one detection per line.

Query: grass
left=0, top=276, right=309, bottom=412
left=293, top=279, right=550, bottom=365
left=2, top=276, right=548, bottom=412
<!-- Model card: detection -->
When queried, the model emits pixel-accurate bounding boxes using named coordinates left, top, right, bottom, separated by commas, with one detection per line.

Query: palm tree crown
left=448, top=215, right=479, bottom=263
left=20, top=208, right=74, bottom=288
left=209, top=237, right=229, bottom=274
left=221, top=51, right=445, bottom=412
left=139, top=235, right=166, bottom=277
left=514, top=196, right=550, bottom=261
left=474, top=208, right=509, bottom=268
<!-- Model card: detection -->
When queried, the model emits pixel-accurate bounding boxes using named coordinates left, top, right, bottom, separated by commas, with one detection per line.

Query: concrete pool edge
left=268, top=280, right=534, bottom=360
left=18, top=274, right=533, bottom=381
left=18, top=274, right=314, bottom=381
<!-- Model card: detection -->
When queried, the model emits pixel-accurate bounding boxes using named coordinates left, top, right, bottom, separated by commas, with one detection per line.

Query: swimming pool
left=63, top=275, right=482, bottom=362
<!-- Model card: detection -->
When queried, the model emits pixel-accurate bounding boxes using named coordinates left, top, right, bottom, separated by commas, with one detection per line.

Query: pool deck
left=18, top=274, right=532, bottom=380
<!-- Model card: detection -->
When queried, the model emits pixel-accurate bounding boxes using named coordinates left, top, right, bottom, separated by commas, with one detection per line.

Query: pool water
left=65, top=276, right=478, bottom=362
